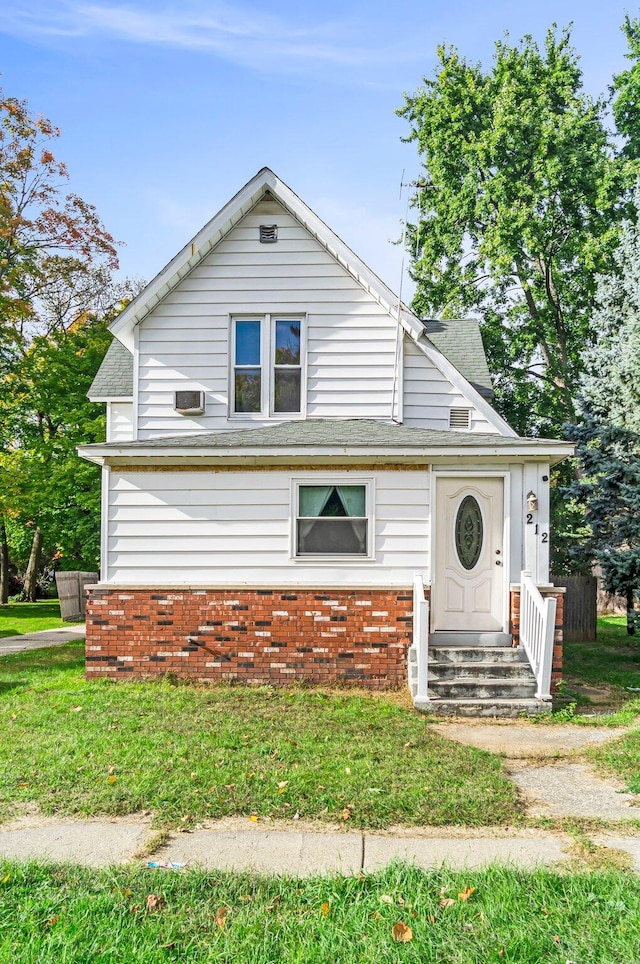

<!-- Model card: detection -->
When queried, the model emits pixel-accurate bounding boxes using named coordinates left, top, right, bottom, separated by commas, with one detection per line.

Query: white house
left=79, top=168, right=572, bottom=716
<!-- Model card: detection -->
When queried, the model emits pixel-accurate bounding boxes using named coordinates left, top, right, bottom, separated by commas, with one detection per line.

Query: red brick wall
left=85, top=587, right=413, bottom=688
left=510, top=587, right=564, bottom=691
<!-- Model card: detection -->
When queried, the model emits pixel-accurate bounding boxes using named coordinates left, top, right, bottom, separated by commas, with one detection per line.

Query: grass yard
left=561, top=614, right=640, bottom=793
left=0, top=602, right=72, bottom=638
left=560, top=614, right=640, bottom=724
left=1, top=861, right=639, bottom=963
left=0, top=643, right=519, bottom=830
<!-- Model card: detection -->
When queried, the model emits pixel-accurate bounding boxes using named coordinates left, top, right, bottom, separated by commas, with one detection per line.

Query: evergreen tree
left=567, top=187, right=640, bottom=632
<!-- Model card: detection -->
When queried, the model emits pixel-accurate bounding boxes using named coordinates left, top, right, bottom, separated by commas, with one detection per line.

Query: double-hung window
left=294, top=482, right=372, bottom=558
left=231, top=315, right=303, bottom=416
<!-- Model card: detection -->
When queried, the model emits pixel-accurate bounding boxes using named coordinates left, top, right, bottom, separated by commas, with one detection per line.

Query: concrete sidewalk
left=0, top=816, right=638, bottom=875
left=0, top=624, right=85, bottom=655
left=0, top=817, right=569, bottom=873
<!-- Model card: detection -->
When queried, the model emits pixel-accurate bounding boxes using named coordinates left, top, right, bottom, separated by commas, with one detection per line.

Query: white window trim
left=290, top=478, right=375, bottom=563
left=229, top=313, right=306, bottom=420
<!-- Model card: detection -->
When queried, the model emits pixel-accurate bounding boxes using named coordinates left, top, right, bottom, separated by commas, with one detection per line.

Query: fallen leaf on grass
left=458, top=887, right=476, bottom=902
left=1, top=875, right=11, bottom=885
left=392, top=922, right=413, bottom=943
left=341, top=808, right=351, bottom=821
left=380, top=895, right=394, bottom=905
left=146, top=894, right=165, bottom=912
left=215, top=907, right=228, bottom=929
left=553, top=935, right=561, bottom=945
left=439, top=897, right=455, bottom=909
left=107, top=776, right=117, bottom=784
left=345, top=766, right=351, bottom=775
left=17, top=782, right=30, bottom=788
left=43, top=916, right=59, bottom=929
left=321, top=901, right=330, bottom=917
left=71, top=706, right=83, bottom=712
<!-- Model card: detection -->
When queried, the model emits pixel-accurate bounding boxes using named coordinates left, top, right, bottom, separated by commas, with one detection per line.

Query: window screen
left=296, top=484, right=367, bottom=555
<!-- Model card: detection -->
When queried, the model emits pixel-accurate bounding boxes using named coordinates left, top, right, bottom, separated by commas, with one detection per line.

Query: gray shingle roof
left=423, top=319, right=494, bottom=398
left=88, top=339, right=133, bottom=399
left=98, top=419, right=566, bottom=451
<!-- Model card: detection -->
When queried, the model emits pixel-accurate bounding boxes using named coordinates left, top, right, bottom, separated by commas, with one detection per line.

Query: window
left=231, top=315, right=303, bottom=416
left=295, top=483, right=370, bottom=557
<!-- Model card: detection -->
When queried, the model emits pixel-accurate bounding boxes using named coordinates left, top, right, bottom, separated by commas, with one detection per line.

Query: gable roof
left=423, top=320, right=493, bottom=399
left=109, top=167, right=424, bottom=352
left=97, top=168, right=512, bottom=434
left=88, top=339, right=134, bottom=400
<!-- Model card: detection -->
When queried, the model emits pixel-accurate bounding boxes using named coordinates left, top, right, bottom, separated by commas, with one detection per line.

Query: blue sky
left=1, top=1, right=636, bottom=296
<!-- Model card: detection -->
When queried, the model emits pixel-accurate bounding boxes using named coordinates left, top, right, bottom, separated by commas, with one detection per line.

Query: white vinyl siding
left=402, top=340, right=499, bottom=434
left=135, top=198, right=398, bottom=438
left=106, top=402, right=134, bottom=442
left=105, top=468, right=430, bottom=586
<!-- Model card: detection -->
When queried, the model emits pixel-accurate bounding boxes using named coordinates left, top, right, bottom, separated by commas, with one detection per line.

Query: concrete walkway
left=0, top=624, right=85, bottom=655
left=429, top=720, right=640, bottom=821
left=1, top=815, right=639, bottom=874
left=0, top=817, right=572, bottom=873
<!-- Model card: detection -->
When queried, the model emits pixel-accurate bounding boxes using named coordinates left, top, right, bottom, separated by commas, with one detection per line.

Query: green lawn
left=560, top=615, right=640, bottom=723
left=0, top=643, right=519, bottom=830
left=561, top=615, right=640, bottom=792
left=0, top=602, right=74, bottom=638
left=1, top=862, right=639, bottom=963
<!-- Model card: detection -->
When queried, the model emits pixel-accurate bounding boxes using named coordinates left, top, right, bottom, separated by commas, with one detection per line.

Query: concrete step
left=429, top=632, right=513, bottom=648
left=428, top=660, right=535, bottom=681
left=428, top=678, right=538, bottom=700
left=414, top=696, right=551, bottom=718
left=430, top=646, right=527, bottom=664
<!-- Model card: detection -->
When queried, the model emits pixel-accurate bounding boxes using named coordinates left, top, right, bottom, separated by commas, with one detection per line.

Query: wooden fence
left=551, top=575, right=597, bottom=642
left=55, top=571, right=98, bottom=621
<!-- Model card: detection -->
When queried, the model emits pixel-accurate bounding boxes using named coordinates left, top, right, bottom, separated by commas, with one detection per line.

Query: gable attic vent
left=259, top=224, right=278, bottom=243
left=449, top=407, right=471, bottom=430
left=175, top=390, right=205, bottom=415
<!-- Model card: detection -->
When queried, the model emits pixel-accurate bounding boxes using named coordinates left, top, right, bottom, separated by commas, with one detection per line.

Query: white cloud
left=2, top=0, right=414, bottom=72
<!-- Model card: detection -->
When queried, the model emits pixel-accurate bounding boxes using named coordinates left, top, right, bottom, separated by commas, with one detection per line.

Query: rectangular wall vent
left=175, top=390, right=205, bottom=415
left=259, top=224, right=278, bottom=243
left=449, top=407, right=471, bottom=429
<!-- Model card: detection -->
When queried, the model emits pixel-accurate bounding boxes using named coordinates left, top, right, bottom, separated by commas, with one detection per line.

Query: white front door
left=433, top=477, right=505, bottom=632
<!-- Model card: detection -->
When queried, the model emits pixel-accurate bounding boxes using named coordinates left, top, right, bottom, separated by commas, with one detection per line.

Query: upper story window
left=232, top=315, right=303, bottom=417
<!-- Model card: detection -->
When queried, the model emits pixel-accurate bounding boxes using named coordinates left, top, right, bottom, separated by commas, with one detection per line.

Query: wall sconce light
left=527, top=491, right=538, bottom=512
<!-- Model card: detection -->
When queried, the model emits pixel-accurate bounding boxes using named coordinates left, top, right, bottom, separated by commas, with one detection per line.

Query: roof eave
left=77, top=441, right=575, bottom=468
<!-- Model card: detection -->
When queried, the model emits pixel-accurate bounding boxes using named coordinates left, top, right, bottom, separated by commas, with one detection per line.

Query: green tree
left=0, top=318, right=111, bottom=597
left=565, top=187, right=640, bottom=631
left=613, top=15, right=640, bottom=163
left=398, top=26, right=622, bottom=435
left=0, top=87, right=118, bottom=351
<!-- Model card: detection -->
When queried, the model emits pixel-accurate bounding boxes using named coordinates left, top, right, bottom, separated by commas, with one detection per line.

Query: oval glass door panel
left=455, top=495, right=483, bottom=570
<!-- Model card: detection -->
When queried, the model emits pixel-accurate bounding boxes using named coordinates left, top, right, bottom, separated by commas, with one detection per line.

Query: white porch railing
left=519, top=569, right=556, bottom=701
left=413, top=574, right=429, bottom=701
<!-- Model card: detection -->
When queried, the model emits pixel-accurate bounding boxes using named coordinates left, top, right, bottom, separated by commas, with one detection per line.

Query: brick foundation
left=85, top=587, right=413, bottom=688
left=510, top=586, right=564, bottom=691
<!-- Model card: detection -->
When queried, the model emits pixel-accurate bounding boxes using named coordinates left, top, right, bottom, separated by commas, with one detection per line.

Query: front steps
left=408, top=632, right=551, bottom=718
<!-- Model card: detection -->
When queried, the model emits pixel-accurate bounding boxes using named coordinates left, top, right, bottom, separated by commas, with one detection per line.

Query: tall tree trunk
left=627, top=587, right=636, bottom=636
left=0, top=516, right=9, bottom=605
left=21, top=527, right=42, bottom=603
